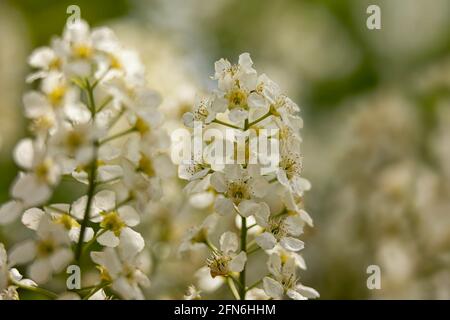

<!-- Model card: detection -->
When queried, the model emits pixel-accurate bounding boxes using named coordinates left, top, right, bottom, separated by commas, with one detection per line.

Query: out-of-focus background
left=0, top=0, right=449, bottom=299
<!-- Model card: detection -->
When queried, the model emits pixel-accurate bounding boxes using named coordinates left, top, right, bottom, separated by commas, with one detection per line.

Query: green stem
left=226, top=277, right=240, bottom=300
left=96, top=95, right=113, bottom=113
left=14, top=281, right=58, bottom=299
left=247, top=111, right=272, bottom=128
left=76, top=81, right=99, bottom=261
left=247, top=278, right=263, bottom=291
left=80, top=229, right=107, bottom=257
left=212, top=118, right=242, bottom=130
left=100, top=127, right=137, bottom=145
left=239, top=215, right=247, bottom=300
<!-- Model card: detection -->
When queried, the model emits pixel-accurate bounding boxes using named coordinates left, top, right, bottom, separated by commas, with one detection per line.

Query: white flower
left=184, top=285, right=201, bottom=300
left=276, top=146, right=311, bottom=197
left=72, top=190, right=144, bottom=252
left=255, top=211, right=305, bottom=252
left=49, top=121, right=100, bottom=171
left=207, top=232, right=247, bottom=278
left=182, top=95, right=218, bottom=127
left=210, top=164, right=269, bottom=216
left=0, top=243, right=37, bottom=300
left=179, top=214, right=218, bottom=255
left=178, top=158, right=211, bottom=181
left=10, top=138, right=60, bottom=208
left=23, top=72, right=91, bottom=126
left=21, top=204, right=94, bottom=243
left=8, top=216, right=73, bottom=284
left=282, top=190, right=313, bottom=227
left=263, top=253, right=318, bottom=300
left=119, top=158, right=162, bottom=211
left=90, top=245, right=150, bottom=300
left=212, top=53, right=267, bottom=123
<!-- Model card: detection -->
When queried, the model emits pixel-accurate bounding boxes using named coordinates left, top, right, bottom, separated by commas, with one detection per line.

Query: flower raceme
left=0, top=19, right=166, bottom=299
left=178, top=53, right=318, bottom=300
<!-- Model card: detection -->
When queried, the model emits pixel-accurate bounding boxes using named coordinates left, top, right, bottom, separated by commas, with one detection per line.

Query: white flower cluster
left=179, top=53, right=318, bottom=300
left=0, top=20, right=169, bottom=299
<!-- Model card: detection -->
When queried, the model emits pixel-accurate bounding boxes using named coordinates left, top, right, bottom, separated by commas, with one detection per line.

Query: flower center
left=48, top=85, right=66, bottom=106
left=226, top=89, right=248, bottom=109
left=135, top=117, right=150, bottom=135
left=100, top=211, right=126, bottom=236
left=54, top=214, right=79, bottom=230
left=73, top=44, right=92, bottom=59
left=207, top=253, right=231, bottom=278
left=37, top=238, right=56, bottom=257
left=35, top=159, right=53, bottom=183
left=138, top=154, right=155, bottom=177
left=109, top=54, right=122, bottom=69
left=268, top=218, right=288, bottom=241
left=280, top=153, right=302, bottom=180
left=226, top=180, right=250, bottom=204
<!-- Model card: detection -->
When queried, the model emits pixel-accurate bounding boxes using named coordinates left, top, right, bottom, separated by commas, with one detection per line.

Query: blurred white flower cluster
left=0, top=19, right=169, bottom=299
left=178, top=53, right=318, bottom=300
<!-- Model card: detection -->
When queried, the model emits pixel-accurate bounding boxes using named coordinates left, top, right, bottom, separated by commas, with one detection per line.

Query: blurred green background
left=1, top=0, right=449, bottom=299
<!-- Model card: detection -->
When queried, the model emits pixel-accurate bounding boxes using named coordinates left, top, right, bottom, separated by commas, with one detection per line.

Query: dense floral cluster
left=0, top=20, right=169, bottom=299
left=178, top=53, right=318, bottom=300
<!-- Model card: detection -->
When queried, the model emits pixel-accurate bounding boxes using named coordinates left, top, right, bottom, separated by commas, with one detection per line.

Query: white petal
left=210, top=172, right=227, bottom=193
left=93, top=190, right=116, bottom=212
left=299, top=209, right=314, bottom=227
left=90, top=248, right=121, bottom=277
left=238, top=53, right=254, bottom=71
left=97, top=230, right=119, bottom=247
left=255, top=232, right=277, bottom=250
left=263, top=277, right=283, bottom=299
left=11, top=173, right=51, bottom=207
left=237, top=200, right=260, bottom=218
left=219, top=231, right=238, bottom=254
left=229, top=251, right=247, bottom=273
left=296, top=284, right=320, bottom=299
left=29, top=259, right=52, bottom=284
left=250, top=177, right=269, bottom=198
left=247, top=92, right=267, bottom=109
left=118, top=206, right=140, bottom=227
left=214, top=197, right=236, bottom=216
left=285, top=215, right=305, bottom=237
left=97, top=165, right=123, bottom=182
left=287, top=289, right=307, bottom=300
left=50, top=248, right=73, bottom=272
left=118, top=228, right=144, bottom=260
left=267, top=253, right=282, bottom=276
left=70, top=195, right=87, bottom=220
left=254, top=202, right=270, bottom=227
left=13, top=138, right=34, bottom=169
left=280, top=237, right=304, bottom=252
left=0, top=200, right=23, bottom=225
left=8, top=240, right=36, bottom=266
left=22, top=208, right=45, bottom=230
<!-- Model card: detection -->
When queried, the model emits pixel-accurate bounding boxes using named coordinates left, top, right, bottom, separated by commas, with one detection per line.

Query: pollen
left=54, top=214, right=80, bottom=230
left=73, top=44, right=92, bottom=59
left=37, top=238, right=56, bottom=257
left=35, top=159, right=53, bottom=183
left=48, top=85, right=66, bottom=106
left=135, top=117, right=150, bottom=135
left=109, top=54, right=122, bottom=69
left=138, top=153, right=155, bottom=177
left=100, top=211, right=126, bottom=236
left=226, top=89, right=248, bottom=109
left=207, top=253, right=231, bottom=278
